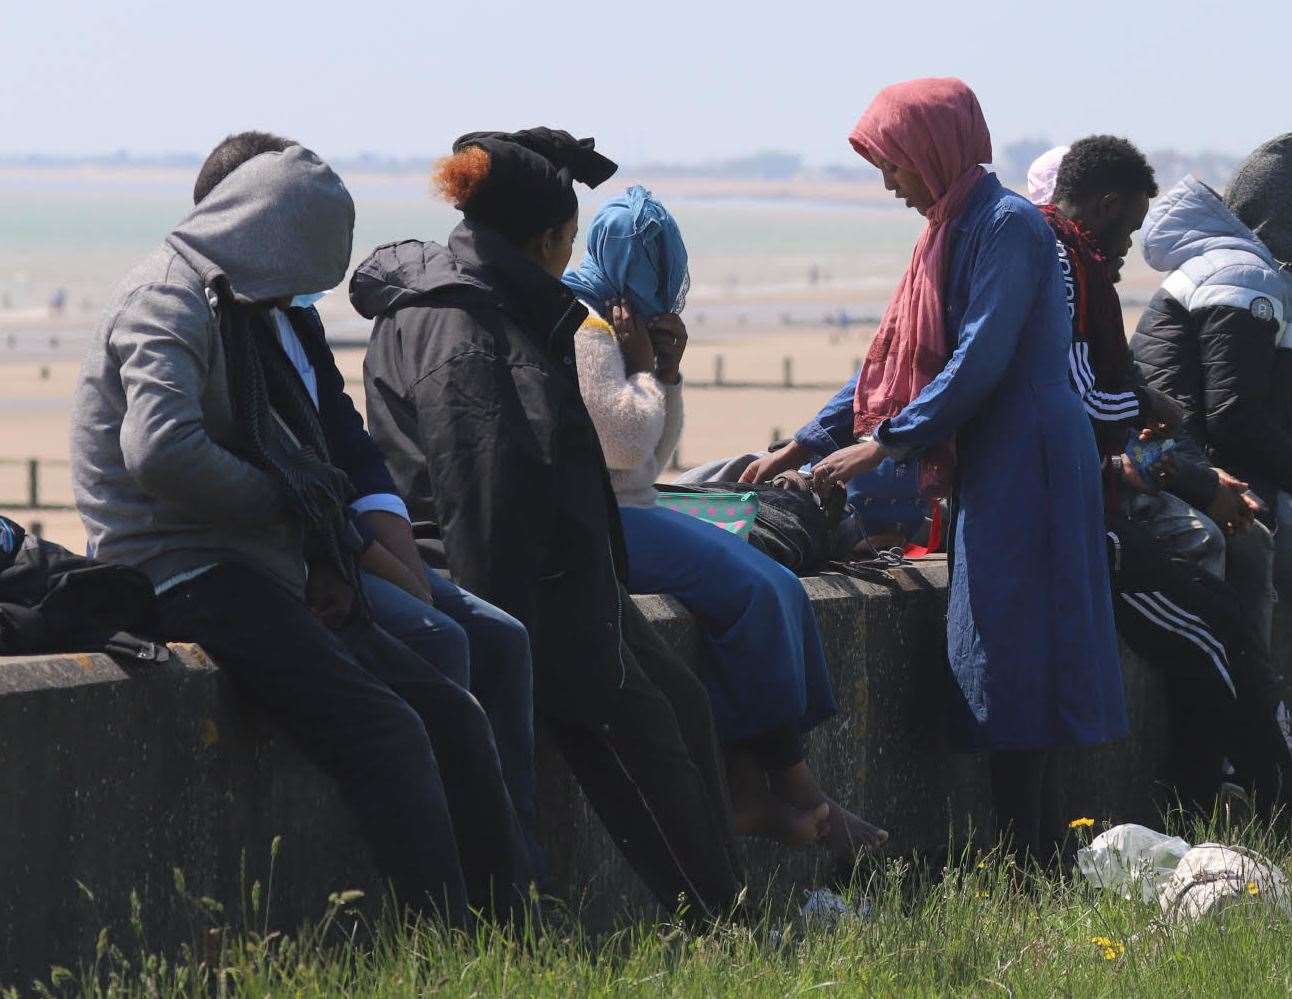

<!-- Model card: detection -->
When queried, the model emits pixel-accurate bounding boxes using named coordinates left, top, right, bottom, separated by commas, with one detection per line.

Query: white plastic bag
left=1158, top=844, right=1291, bottom=925
left=1076, top=823, right=1192, bottom=904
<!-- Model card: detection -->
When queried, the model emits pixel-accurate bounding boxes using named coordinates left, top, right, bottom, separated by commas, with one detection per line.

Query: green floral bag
left=654, top=490, right=760, bottom=541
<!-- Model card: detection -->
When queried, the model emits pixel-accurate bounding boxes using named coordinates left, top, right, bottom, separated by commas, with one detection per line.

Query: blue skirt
left=619, top=504, right=838, bottom=744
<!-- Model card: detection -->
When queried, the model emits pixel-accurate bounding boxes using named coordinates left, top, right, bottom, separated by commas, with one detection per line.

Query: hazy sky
left=5, top=0, right=1284, bottom=164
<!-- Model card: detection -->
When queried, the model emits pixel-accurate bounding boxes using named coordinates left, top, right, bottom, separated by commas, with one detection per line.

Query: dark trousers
left=154, top=563, right=532, bottom=928
left=1109, top=515, right=1291, bottom=813
left=990, top=751, right=1062, bottom=865
left=534, top=578, right=743, bottom=922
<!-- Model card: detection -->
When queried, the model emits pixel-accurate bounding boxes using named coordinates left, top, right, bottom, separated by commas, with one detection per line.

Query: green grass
left=19, top=811, right=1292, bottom=998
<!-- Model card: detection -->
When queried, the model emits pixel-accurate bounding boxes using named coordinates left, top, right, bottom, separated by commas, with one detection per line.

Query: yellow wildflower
left=1090, top=936, right=1124, bottom=960
left=1069, top=817, right=1096, bottom=829
left=1247, top=881, right=1261, bottom=897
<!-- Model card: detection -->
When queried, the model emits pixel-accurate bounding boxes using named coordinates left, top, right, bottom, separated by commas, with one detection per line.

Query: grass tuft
left=16, top=812, right=1292, bottom=997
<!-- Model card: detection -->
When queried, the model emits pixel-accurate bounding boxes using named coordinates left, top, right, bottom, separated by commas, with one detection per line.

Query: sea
left=0, top=167, right=1161, bottom=360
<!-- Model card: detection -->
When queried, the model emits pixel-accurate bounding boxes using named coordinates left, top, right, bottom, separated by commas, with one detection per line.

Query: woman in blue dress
left=565, top=186, right=888, bottom=865
left=744, top=78, right=1126, bottom=862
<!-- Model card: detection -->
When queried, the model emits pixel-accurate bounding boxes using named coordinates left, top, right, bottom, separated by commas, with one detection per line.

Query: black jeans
left=154, top=564, right=532, bottom=928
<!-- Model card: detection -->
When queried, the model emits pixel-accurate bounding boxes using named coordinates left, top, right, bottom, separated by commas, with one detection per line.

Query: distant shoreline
left=0, top=163, right=921, bottom=209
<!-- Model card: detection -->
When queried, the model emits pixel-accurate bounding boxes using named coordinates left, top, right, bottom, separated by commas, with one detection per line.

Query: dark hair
left=193, top=130, right=297, bottom=204
left=1054, top=135, right=1158, bottom=204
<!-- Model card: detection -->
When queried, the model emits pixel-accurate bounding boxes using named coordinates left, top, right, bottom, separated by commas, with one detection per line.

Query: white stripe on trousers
left=1119, top=591, right=1237, bottom=698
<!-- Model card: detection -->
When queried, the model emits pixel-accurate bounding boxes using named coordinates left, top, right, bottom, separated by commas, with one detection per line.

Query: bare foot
left=767, top=763, right=888, bottom=862
left=821, top=796, right=888, bottom=863
left=727, top=750, right=829, bottom=849
left=733, top=794, right=830, bottom=848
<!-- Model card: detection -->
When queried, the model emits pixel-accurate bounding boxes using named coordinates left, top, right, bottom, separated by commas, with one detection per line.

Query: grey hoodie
left=71, top=145, right=354, bottom=595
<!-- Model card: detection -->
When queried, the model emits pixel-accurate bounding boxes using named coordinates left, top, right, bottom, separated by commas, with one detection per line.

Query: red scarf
left=1039, top=204, right=1139, bottom=457
left=848, top=78, right=992, bottom=499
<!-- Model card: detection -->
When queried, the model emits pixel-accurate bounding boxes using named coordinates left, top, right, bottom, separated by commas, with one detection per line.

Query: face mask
left=290, top=290, right=328, bottom=309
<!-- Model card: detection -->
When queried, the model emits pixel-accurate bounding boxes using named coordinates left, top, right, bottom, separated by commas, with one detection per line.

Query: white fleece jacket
left=575, top=316, right=684, bottom=508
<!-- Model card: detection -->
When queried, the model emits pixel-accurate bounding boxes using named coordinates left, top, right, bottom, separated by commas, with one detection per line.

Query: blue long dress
left=796, top=174, right=1127, bottom=751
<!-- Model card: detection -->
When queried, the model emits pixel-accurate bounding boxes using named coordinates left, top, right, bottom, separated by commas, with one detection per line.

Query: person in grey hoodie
left=70, top=136, right=532, bottom=928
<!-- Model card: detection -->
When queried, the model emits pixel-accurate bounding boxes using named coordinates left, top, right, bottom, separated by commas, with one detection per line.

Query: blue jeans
left=618, top=504, right=838, bottom=749
left=361, top=569, right=538, bottom=868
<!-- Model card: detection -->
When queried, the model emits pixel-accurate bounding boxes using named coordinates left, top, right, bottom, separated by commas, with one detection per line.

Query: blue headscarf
left=562, top=185, right=689, bottom=318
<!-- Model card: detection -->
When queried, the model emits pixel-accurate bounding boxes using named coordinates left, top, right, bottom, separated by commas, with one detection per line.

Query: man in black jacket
left=1132, top=136, right=1292, bottom=601
left=353, top=129, right=745, bottom=922
left=1039, top=136, right=1291, bottom=812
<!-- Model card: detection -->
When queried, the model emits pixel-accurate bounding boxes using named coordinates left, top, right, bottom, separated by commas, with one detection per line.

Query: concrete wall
left=0, top=558, right=1180, bottom=984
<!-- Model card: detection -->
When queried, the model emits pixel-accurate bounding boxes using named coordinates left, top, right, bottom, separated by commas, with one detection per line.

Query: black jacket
left=350, top=222, right=627, bottom=667
left=286, top=305, right=400, bottom=504
left=0, top=516, right=155, bottom=655
left=1130, top=176, right=1292, bottom=505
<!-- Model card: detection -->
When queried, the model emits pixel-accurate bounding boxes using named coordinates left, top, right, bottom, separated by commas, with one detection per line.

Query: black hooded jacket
left=351, top=221, right=628, bottom=658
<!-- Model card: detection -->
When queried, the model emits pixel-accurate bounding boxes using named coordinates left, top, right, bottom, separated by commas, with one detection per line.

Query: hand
left=648, top=313, right=688, bottom=385
left=1208, top=469, right=1256, bottom=535
left=740, top=442, right=811, bottom=484
left=357, top=510, right=435, bottom=604
left=306, top=561, right=356, bottom=629
left=1117, top=451, right=1174, bottom=494
left=610, top=300, right=657, bottom=376
left=358, top=539, right=435, bottom=605
left=810, top=440, right=888, bottom=498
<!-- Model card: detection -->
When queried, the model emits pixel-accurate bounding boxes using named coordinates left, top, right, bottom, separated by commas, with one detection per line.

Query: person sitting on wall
left=1038, top=134, right=1291, bottom=813
left=187, top=132, right=542, bottom=875
left=70, top=133, right=532, bottom=929
left=563, top=184, right=887, bottom=862
left=351, top=128, right=745, bottom=924
left=1132, top=135, right=1292, bottom=611
left=1028, top=143, right=1277, bottom=654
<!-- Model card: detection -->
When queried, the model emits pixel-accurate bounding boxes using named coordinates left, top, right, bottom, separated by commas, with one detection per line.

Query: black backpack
left=657, top=483, right=834, bottom=575
left=0, top=516, right=160, bottom=658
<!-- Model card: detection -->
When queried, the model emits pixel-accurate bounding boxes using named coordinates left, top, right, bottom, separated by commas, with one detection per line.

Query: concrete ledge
left=0, top=559, right=1181, bottom=982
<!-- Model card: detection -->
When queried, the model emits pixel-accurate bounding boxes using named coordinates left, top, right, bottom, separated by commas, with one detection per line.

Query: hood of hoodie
left=166, top=145, right=354, bottom=304
left=1140, top=174, right=1280, bottom=275
left=1226, top=134, right=1292, bottom=267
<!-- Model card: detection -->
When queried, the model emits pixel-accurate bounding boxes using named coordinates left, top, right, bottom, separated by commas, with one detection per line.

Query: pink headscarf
left=850, top=77, right=992, bottom=497
left=1027, top=145, right=1070, bottom=205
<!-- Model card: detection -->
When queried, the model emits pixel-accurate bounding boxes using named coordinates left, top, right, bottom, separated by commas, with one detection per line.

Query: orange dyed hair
left=432, top=145, right=491, bottom=207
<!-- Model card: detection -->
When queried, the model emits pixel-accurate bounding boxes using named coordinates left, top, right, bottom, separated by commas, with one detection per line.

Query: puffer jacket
left=1130, top=175, right=1292, bottom=502
left=350, top=222, right=629, bottom=674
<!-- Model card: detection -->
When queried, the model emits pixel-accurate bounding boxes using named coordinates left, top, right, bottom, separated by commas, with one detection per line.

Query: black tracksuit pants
left=154, top=563, right=533, bottom=929
left=1107, top=514, right=1291, bottom=813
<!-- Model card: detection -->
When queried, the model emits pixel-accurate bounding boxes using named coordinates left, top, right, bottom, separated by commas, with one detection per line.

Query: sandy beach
left=0, top=164, right=1165, bottom=554
left=0, top=322, right=885, bottom=554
